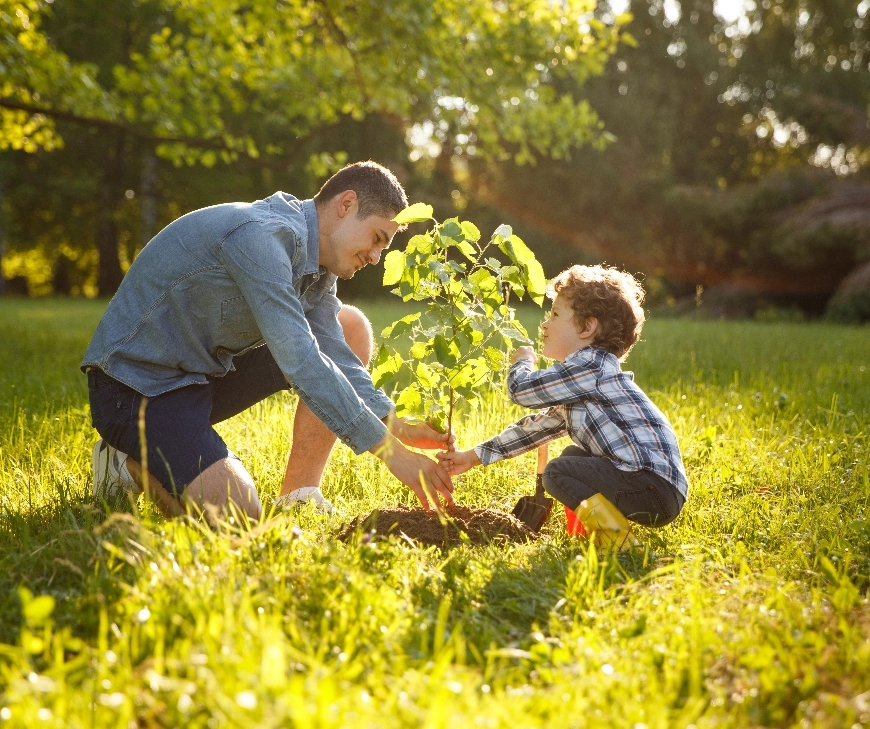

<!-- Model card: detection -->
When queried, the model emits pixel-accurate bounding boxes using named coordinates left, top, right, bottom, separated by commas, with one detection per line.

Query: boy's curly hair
left=548, top=264, right=646, bottom=361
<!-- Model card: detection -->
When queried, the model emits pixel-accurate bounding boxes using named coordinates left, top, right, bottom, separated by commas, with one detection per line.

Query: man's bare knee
left=182, top=457, right=262, bottom=522
left=337, top=304, right=374, bottom=365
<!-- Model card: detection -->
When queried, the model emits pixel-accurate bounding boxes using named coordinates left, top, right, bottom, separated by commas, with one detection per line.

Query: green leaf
left=439, top=218, right=463, bottom=239
left=382, top=250, right=405, bottom=286
left=433, top=335, right=459, bottom=368
left=493, top=224, right=513, bottom=240
left=468, top=268, right=503, bottom=314
left=429, top=410, right=447, bottom=434
left=460, top=221, right=481, bottom=242
left=371, top=347, right=403, bottom=389
left=501, top=265, right=525, bottom=296
left=415, top=362, right=439, bottom=389
left=484, top=346, right=507, bottom=371
left=409, top=341, right=431, bottom=360
left=468, top=268, right=498, bottom=296
left=458, top=321, right=484, bottom=346
left=19, top=587, right=55, bottom=627
left=500, top=234, right=547, bottom=306
left=456, top=239, right=477, bottom=261
left=524, top=258, right=547, bottom=306
left=381, top=312, right=421, bottom=339
left=406, top=234, right=434, bottom=256
left=393, top=203, right=434, bottom=225
left=395, top=383, right=424, bottom=418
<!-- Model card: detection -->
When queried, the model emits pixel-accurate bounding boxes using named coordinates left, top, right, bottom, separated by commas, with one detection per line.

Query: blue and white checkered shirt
left=474, top=346, right=689, bottom=498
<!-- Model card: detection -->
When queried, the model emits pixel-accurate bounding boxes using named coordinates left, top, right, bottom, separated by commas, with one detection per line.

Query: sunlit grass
left=0, top=298, right=868, bottom=727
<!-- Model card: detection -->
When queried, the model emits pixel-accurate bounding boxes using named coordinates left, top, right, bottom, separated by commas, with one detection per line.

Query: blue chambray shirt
left=81, top=192, right=393, bottom=454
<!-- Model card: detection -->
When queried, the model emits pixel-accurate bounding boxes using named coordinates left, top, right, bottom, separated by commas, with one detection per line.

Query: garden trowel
left=511, top=444, right=553, bottom=532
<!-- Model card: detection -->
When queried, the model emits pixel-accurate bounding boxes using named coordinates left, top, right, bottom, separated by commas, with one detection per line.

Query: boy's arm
left=474, top=407, right=568, bottom=465
left=507, top=357, right=600, bottom=409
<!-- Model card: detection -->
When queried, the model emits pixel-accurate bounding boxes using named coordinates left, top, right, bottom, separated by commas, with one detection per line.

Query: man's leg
left=89, top=367, right=263, bottom=523
left=125, top=456, right=262, bottom=522
left=279, top=305, right=374, bottom=497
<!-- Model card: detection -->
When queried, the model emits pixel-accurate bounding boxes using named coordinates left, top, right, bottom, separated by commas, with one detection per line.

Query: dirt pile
left=339, top=504, right=537, bottom=547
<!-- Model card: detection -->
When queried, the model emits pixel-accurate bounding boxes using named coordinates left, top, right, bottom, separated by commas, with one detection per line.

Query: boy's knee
left=541, top=460, right=564, bottom=498
left=337, top=305, right=374, bottom=365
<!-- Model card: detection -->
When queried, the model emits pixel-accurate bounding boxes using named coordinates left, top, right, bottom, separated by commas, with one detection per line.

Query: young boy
left=437, top=265, right=688, bottom=547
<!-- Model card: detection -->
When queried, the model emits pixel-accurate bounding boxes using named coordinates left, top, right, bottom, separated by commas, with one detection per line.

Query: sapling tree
left=372, top=203, right=547, bottom=437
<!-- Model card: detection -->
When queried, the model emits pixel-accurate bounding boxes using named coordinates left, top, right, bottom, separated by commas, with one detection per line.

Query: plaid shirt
left=474, top=347, right=689, bottom=498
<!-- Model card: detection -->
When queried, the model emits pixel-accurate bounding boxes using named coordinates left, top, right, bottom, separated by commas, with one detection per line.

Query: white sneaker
left=92, top=439, right=142, bottom=500
left=274, top=487, right=335, bottom=514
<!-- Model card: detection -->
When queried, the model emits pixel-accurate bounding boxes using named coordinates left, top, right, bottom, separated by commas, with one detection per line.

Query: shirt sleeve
left=473, top=407, right=568, bottom=465
left=507, top=357, right=601, bottom=409
left=305, top=284, right=395, bottom=420
left=218, top=223, right=387, bottom=454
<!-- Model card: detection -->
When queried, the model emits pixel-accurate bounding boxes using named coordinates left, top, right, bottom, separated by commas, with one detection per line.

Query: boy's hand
left=436, top=449, right=481, bottom=476
left=511, top=346, right=538, bottom=366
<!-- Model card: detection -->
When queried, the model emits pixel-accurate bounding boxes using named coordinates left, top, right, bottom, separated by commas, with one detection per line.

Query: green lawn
left=1, top=297, right=868, bottom=727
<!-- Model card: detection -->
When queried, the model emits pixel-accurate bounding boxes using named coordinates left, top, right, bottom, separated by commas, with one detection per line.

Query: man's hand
left=370, top=433, right=455, bottom=511
left=436, top=448, right=481, bottom=477
left=511, top=346, right=538, bottom=366
left=384, top=414, right=456, bottom=451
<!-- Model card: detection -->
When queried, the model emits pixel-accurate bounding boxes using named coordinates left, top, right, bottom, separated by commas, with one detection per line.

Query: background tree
left=467, top=0, right=870, bottom=313
left=1, top=0, right=628, bottom=295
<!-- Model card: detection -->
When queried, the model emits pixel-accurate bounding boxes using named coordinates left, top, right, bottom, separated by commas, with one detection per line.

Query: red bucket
left=564, top=504, right=588, bottom=536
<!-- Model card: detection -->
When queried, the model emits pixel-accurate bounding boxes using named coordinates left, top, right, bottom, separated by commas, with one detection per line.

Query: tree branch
left=0, top=98, right=236, bottom=152
left=311, top=0, right=371, bottom=106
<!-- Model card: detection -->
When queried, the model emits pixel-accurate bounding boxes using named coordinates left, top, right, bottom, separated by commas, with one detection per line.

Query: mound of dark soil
left=339, top=504, right=537, bottom=547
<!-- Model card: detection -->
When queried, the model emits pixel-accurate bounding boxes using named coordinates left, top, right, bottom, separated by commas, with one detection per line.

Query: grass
left=0, top=296, right=868, bottom=728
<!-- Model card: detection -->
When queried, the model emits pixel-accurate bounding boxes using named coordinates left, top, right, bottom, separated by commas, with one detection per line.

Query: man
left=83, top=161, right=453, bottom=521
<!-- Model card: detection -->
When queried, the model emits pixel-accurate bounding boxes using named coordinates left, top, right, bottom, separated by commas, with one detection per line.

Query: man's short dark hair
left=313, top=161, right=408, bottom=221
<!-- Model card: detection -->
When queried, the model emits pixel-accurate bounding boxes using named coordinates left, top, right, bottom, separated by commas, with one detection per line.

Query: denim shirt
left=82, top=193, right=392, bottom=454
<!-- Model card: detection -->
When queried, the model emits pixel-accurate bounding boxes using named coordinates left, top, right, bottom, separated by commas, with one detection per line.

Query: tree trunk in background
left=140, top=151, right=157, bottom=248
left=96, top=131, right=126, bottom=296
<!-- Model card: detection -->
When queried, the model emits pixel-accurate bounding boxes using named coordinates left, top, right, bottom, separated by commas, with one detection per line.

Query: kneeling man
left=83, top=161, right=453, bottom=521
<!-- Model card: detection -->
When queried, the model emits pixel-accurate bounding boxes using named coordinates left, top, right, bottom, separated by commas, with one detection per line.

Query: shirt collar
left=301, top=199, right=329, bottom=278
left=564, top=345, right=593, bottom=362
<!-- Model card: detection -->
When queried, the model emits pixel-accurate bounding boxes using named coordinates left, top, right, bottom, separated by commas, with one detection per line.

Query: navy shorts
left=87, top=345, right=289, bottom=496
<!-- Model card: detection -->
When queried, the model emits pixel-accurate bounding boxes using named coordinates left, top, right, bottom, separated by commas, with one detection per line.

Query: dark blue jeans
left=542, top=446, right=685, bottom=526
left=88, top=345, right=289, bottom=496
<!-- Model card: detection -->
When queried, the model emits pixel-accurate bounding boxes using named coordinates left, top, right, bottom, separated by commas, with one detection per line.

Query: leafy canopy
left=0, top=0, right=630, bottom=165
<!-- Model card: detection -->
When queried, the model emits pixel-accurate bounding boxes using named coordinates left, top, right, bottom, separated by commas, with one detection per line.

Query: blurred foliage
left=0, top=0, right=627, bottom=294
left=0, top=0, right=869, bottom=312
left=470, top=0, right=870, bottom=312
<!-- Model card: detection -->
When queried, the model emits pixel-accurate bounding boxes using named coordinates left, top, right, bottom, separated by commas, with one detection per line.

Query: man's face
left=322, top=192, right=399, bottom=280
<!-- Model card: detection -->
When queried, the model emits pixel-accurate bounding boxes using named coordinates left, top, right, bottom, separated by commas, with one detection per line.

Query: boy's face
left=540, top=293, right=590, bottom=361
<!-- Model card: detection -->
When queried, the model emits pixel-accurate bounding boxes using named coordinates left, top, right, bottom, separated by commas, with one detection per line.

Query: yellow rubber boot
left=574, top=493, right=639, bottom=550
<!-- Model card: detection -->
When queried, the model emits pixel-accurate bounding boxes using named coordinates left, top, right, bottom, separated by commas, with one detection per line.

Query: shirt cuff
left=473, top=442, right=503, bottom=467
left=364, top=390, right=396, bottom=421
left=333, top=410, right=388, bottom=455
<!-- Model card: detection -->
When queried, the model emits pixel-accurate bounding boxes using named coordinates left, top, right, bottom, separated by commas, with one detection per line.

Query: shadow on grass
left=0, top=477, right=145, bottom=644
left=348, top=520, right=675, bottom=660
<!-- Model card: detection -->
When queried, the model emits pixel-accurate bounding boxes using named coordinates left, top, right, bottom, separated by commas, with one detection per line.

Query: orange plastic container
left=564, top=504, right=588, bottom=536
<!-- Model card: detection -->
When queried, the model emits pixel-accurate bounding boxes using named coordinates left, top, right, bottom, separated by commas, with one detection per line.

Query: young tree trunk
left=96, top=131, right=126, bottom=296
